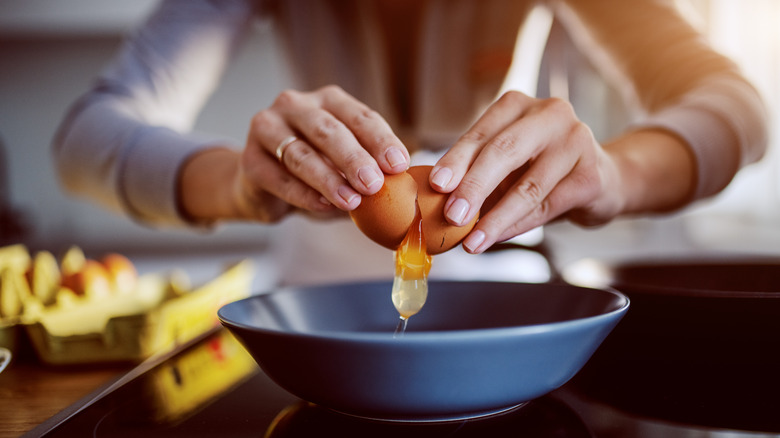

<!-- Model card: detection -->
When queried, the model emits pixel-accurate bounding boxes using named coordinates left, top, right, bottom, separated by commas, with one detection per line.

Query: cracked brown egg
left=350, top=165, right=478, bottom=255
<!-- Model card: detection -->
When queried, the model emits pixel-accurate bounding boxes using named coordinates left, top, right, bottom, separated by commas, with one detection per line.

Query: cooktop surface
left=27, top=329, right=780, bottom=438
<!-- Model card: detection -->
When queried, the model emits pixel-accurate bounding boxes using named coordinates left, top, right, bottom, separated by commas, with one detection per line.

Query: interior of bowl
left=220, top=280, right=628, bottom=336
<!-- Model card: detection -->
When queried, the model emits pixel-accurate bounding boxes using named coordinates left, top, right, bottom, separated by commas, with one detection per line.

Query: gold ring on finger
left=275, top=135, right=298, bottom=163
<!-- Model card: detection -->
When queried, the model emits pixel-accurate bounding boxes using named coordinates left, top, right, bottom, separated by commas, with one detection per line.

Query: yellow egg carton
left=0, top=244, right=254, bottom=365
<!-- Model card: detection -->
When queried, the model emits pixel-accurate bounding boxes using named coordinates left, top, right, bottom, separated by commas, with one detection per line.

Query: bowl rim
left=218, top=280, right=630, bottom=344
left=566, top=256, right=780, bottom=299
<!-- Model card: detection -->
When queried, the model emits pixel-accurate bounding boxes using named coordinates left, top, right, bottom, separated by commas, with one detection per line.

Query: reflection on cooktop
left=28, top=329, right=780, bottom=438
left=265, top=398, right=591, bottom=438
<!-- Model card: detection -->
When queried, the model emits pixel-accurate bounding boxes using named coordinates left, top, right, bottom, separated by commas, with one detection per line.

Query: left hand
left=429, top=90, right=625, bottom=254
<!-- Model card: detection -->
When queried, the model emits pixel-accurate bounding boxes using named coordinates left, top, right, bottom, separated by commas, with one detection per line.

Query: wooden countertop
left=0, top=351, right=129, bottom=438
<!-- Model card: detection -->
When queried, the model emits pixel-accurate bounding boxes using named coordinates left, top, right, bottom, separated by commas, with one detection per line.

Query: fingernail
left=358, top=166, right=383, bottom=191
left=430, top=167, right=453, bottom=190
left=385, top=148, right=407, bottom=170
left=446, top=198, right=470, bottom=225
left=464, top=230, right=486, bottom=253
left=338, top=185, right=360, bottom=207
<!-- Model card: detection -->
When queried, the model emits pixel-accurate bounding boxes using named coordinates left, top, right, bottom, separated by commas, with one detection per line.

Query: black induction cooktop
left=25, top=329, right=780, bottom=438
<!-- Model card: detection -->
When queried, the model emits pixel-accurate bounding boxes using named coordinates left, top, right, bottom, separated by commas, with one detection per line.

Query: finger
left=241, top=137, right=336, bottom=214
left=462, top=141, right=581, bottom=253
left=274, top=88, right=385, bottom=195
left=248, top=111, right=362, bottom=211
left=319, top=86, right=410, bottom=174
left=443, top=104, right=574, bottom=227
left=431, top=91, right=536, bottom=193
left=279, top=137, right=365, bottom=210
left=494, top=160, right=602, bottom=238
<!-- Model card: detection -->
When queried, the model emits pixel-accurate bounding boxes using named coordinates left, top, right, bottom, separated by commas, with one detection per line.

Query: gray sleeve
left=639, top=75, right=767, bottom=198
left=556, top=0, right=768, bottom=201
left=52, top=0, right=257, bottom=226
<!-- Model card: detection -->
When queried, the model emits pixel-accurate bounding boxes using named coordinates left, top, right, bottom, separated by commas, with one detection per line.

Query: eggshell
left=61, top=259, right=112, bottom=298
left=350, top=165, right=478, bottom=254
left=101, top=253, right=138, bottom=293
left=349, top=171, right=417, bottom=250
left=407, top=166, right=478, bottom=255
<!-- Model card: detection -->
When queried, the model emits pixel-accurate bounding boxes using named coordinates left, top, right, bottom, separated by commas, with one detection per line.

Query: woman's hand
left=179, top=85, right=410, bottom=224
left=430, top=90, right=695, bottom=254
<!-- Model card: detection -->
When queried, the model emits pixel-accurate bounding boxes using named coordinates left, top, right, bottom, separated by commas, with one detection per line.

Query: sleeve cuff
left=633, top=77, right=767, bottom=200
left=118, top=126, right=236, bottom=227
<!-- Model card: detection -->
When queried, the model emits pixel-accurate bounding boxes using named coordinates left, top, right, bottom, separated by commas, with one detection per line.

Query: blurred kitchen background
left=1, top=0, right=779, bottom=276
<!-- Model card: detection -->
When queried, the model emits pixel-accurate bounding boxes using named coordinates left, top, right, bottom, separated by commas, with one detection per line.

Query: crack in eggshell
left=406, top=166, right=478, bottom=255
left=350, top=165, right=478, bottom=255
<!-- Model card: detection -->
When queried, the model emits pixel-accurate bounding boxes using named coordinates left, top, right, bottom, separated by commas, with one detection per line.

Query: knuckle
left=273, top=89, right=301, bottom=108
left=350, top=107, right=381, bottom=129
left=499, top=90, right=528, bottom=107
left=488, top=133, right=518, bottom=157
left=271, top=90, right=298, bottom=108
left=322, top=173, right=347, bottom=195
left=340, top=149, right=367, bottom=170
left=250, top=110, right=275, bottom=133
left=318, top=84, right=345, bottom=96
left=456, top=177, right=488, bottom=199
left=569, top=121, right=594, bottom=145
left=311, top=116, right=343, bottom=143
left=284, top=142, right=314, bottom=172
left=514, top=178, right=546, bottom=205
left=534, top=198, right=553, bottom=220
left=542, top=97, right=575, bottom=116
left=459, top=129, right=489, bottom=145
left=368, top=133, right=399, bottom=155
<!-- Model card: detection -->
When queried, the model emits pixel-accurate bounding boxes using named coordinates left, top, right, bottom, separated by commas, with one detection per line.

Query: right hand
left=235, top=85, right=410, bottom=222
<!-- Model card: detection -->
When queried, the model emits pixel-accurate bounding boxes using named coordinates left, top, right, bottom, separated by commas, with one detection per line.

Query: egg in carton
left=1, top=244, right=254, bottom=365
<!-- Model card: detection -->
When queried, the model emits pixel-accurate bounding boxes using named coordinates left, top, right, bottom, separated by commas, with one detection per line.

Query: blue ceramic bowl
left=219, top=280, right=628, bottom=421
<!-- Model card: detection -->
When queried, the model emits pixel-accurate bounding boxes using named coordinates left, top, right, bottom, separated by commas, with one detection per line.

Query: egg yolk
left=391, top=206, right=433, bottom=320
